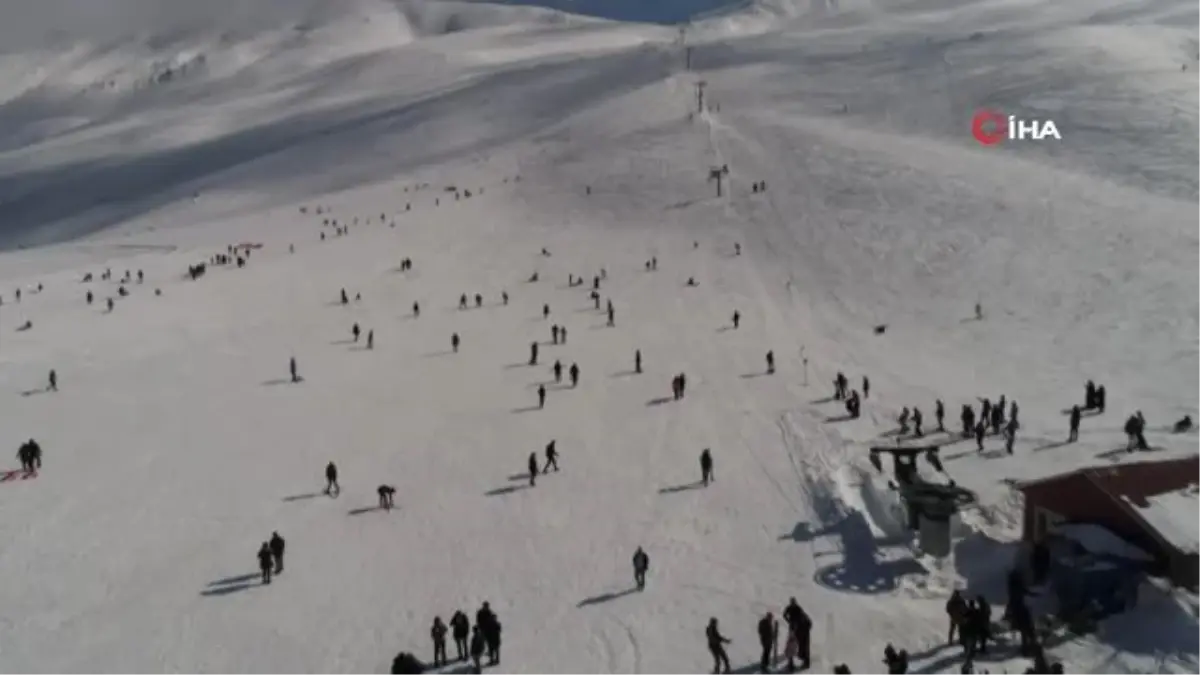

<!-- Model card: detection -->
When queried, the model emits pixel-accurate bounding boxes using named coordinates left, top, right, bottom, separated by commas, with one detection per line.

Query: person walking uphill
left=707, top=618, right=733, bottom=674
left=632, top=546, right=650, bottom=590
left=257, top=542, right=274, bottom=585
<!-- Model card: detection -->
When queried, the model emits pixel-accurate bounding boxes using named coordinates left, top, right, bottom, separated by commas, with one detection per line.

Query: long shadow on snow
left=201, top=572, right=261, bottom=597
left=486, top=484, right=530, bottom=497
left=808, top=510, right=926, bottom=596
left=0, top=46, right=673, bottom=251
left=282, top=492, right=323, bottom=502
left=577, top=587, right=638, bottom=607
left=659, top=480, right=704, bottom=494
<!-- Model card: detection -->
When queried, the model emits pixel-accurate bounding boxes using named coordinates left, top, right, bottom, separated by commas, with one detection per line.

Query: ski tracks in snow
left=594, top=614, right=642, bottom=674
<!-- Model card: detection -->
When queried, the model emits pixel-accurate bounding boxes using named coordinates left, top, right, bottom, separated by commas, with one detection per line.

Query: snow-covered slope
left=0, top=0, right=1195, bottom=672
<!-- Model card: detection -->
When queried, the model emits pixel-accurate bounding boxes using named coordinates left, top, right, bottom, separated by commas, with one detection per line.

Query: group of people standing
left=414, top=603, right=501, bottom=674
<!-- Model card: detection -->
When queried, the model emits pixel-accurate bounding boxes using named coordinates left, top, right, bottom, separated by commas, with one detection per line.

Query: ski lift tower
left=869, top=445, right=978, bottom=557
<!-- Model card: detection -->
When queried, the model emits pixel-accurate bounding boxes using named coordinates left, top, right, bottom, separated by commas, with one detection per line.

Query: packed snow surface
left=0, top=0, right=1196, bottom=673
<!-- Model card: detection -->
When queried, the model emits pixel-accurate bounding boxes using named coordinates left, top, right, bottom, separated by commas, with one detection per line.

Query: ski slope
left=0, top=0, right=1196, bottom=672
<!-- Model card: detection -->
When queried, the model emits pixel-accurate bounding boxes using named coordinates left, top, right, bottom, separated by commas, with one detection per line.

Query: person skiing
left=451, top=333, right=460, bottom=353
left=290, top=356, right=299, bottom=383
left=553, top=360, right=563, bottom=383
left=529, top=341, right=539, bottom=366
left=758, top=612, right=778, bottom=674
left=352, top=323, right=360, bottom=343
left=544, top=440, right=559, bottom=472
left=935, top=399, right=945, bottom=432
left=537, top=384, right=547, bottom=409
left=632, top=546, right=649, bottom=590
left=48, top=369, right=57, bottom=392
left=569, top=363, right=580, bottom=387
left=431, top=617, right=448, bottom=668
left=734, top=242, right=742, bottom=256
left=269, top=531, right=285, bottom=575
left=528, top=452, right=539, bottom=486
left=378, top=485, right=396, bottom=509
left=700, top=448, right=714, bottom=486
left=766, top=351, right=775, bottom=375
left=325, top=461, right=340, bottom=497
left=257, top=542, right=274, bottom=585
left=365, top=330, right=373, bottom=350
left=898, top=407, right=910, bottom=435
left=635, top=349, right=642, bottom=374
left=450, top=611, right=470, bottom=661
left=469, top=625, right=485, bottom=673
left=706, top=618, right=732, bottom=674
left=732, top=311, right=740, bottom=329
